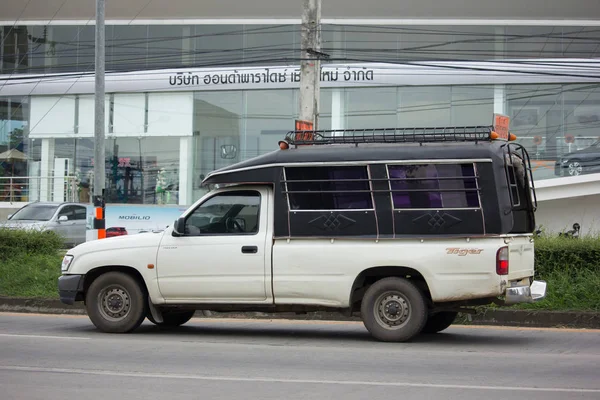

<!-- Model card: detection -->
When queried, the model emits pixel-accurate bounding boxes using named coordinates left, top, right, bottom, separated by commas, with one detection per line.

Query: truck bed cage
left=284, top=126, right=495, bottom=146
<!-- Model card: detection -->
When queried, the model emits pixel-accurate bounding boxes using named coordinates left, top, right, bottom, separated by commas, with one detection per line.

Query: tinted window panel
left=389, top=163, right=479, bottom=209
left=184, top=190, right=260, bottom=235
left=285, top=166, right=373, bottom=210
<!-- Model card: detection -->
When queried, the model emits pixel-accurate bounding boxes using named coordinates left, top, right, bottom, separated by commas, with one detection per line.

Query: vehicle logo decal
left=446, top=248, right=484, bottom=256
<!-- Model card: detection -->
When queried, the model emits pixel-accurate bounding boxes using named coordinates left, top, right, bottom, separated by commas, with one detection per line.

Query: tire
left=421, top=311, right=458, bottom=334
left=360, top=277, right=428, bottom=342
left=147, top=310, right=196, bottom=327
left=85, top=272, right=147, bottom=333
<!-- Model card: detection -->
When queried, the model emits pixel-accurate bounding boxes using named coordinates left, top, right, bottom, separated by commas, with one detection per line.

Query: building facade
left=1, top=0, right=599, bottom=232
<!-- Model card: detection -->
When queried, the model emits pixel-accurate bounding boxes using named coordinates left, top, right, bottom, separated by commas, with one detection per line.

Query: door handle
left=241, top=245, right=258, bottom=254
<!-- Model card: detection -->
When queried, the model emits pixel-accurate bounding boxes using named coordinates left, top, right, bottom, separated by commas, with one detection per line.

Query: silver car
left=2, top=202, right=88, bottom=247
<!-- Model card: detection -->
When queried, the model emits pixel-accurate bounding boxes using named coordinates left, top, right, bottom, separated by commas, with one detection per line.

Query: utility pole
left=298, top=0, right=321, bottom=132
left=93, top=0, right=106, bottom=239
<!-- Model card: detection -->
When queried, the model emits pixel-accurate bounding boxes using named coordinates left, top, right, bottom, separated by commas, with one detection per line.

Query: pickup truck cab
left=58, top=124, right=547, bottom=342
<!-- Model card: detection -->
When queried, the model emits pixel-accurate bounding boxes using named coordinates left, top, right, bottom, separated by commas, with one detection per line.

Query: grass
left=505, top=269, right=600, bottom=312
left=0, top=253, right=63, bottom=298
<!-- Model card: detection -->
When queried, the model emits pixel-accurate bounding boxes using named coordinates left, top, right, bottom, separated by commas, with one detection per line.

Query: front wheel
left=85, top=272, right=147, bottom=333
left=567, top=160, right=585, bottom=176
left=360, top=277, right=428, bottom=342
left=147, top=310, right=196, bottom=327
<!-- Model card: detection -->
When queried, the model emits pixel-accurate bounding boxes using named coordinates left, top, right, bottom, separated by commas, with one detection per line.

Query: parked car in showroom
left=555, top=139, right=600, bottom=176
left=1, top=202, right=88, bottom=247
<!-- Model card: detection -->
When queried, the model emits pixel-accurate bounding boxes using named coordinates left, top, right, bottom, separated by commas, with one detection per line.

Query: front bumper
left=57, top=274, right=84, bottom=305
left=504, top=280, right=547, bottom=305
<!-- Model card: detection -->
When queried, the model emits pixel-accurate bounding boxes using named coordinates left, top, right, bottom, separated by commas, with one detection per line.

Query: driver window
left=58, top=206, right=74, bottom=220
left=184, top=190, right=260, bottom=236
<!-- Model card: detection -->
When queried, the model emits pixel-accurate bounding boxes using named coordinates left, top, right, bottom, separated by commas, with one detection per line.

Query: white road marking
left=0, top=365, right=598, bottom=393
left=0, top=334, right=89, bottom=340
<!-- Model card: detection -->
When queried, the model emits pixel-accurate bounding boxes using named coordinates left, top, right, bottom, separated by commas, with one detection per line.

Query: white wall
left=535, top=195, right=600, bottom=236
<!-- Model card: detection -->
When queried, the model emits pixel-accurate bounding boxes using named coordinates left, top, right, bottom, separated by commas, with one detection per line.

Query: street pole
left=93, top=0, right=106, bottom=239
left=298, top=0, right=321, bottom=131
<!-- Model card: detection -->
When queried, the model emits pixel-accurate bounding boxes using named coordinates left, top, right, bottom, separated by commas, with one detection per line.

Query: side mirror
left=172, top=217, right=186, bottom=237
left=58, top=215, right=68, bottom=222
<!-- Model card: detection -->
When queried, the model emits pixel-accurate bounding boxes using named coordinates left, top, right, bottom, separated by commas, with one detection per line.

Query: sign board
left=493, top=113, right=510, bottom=140
left=85, top=204, right=188, bottom=241
left=294, top=119, right=314, bottom=142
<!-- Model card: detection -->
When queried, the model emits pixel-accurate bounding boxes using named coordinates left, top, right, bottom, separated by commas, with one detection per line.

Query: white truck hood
left=68, top=230, right=167, bottom=257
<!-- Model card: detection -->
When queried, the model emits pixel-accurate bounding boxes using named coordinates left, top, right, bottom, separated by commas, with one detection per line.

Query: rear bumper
left=57, top=274, right=84, bottom=305
left=504, top=280, right=547, bottom=305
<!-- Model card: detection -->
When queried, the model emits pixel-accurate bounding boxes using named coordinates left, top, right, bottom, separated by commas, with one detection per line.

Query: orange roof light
left=278, top=140, right=289, bottom=150
left=489, top=130, right=517, bottom=141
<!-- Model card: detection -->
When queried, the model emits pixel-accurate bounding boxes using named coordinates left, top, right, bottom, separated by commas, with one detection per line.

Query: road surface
left=0, top=313, right=599, bottom=400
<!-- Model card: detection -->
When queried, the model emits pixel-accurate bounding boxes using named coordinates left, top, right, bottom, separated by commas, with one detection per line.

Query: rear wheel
left=85, top=272, right=147, bottom=333
left=421, top=311, right=458, bottom=334
left=147, top=310, right=196, bottom=327
left=360, top=277, right=428, bottom=342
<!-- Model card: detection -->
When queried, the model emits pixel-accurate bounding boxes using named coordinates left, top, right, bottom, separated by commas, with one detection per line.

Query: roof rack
left=282, top=126, right=495, bottom=146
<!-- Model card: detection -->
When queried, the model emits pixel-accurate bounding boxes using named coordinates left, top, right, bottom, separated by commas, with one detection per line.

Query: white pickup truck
left=58, top=126, right=547, bottom=342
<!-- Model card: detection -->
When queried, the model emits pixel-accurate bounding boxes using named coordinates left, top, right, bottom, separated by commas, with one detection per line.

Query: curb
left=1, top=297, right=598, bottom=329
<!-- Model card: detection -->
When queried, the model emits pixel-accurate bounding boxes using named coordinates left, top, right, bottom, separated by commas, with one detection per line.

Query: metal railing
left=284, top=126, right=495, bottom=146
left=0, top=176, right=79, bottom=203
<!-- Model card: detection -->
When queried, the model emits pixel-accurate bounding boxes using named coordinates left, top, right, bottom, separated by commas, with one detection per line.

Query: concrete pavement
left=0, top=312, right=599, bottom=400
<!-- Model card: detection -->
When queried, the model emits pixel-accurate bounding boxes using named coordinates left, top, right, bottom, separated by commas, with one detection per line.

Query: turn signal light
left=496, top=246, right=509, bottom=275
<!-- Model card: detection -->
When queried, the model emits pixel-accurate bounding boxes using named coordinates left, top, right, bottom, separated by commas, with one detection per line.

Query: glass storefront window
left=2, top=23, right=600, bottom=75
left=245, top=89, right=298, bottom=158
left=398, top=87, right=451, bottom=127
left=10, top=83, right=600, bottom=206
left=0, top=96, right=29, bottom=180
left=506, top=83, right=600, bottom=179
left=50, top=136, right=181, bottom=205
left=345, top=87, right=398, bottom=128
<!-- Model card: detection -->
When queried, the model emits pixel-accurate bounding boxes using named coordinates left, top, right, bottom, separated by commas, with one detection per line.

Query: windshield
left=9, top=204, right=59, bottom=221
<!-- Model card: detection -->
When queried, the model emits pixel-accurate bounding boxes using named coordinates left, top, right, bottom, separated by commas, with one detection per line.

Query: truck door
left=155, top=188, right=270, bottom=303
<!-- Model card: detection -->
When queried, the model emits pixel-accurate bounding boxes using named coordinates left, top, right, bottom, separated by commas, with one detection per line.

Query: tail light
left=496, top=246, right=509, bottom=275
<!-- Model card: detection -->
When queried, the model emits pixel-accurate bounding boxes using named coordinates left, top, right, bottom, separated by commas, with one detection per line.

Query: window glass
left=58, top=205, right=75, bottom=219
left=285, top=166, right=372, bottom=210
left=9, top=204, right=58, bottom=221
left=389, top=163, right=479, bottom=209
left=185, top=190, right=260, bottom=235
left=73, top=206, right=87, bottom=220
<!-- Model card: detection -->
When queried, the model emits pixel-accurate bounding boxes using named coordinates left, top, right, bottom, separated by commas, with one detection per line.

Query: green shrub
left=0, top=253, right=63, bottom=298
left=534, top=235, right=600, bottom=277
left=0, top=228, right=64, bottom=260
left=502, top=235, right=600, bottom=311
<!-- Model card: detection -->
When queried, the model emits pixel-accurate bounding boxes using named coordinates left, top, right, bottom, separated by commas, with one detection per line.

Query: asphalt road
left=0, top=313, right=599, bottom=400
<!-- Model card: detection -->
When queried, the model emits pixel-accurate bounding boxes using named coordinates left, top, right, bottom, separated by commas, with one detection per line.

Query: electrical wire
left=3, top=21, right=600, bottom=154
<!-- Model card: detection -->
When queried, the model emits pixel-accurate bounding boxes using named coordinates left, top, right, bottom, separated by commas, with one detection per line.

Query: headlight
left=61, top=255, right=74, bottom=272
